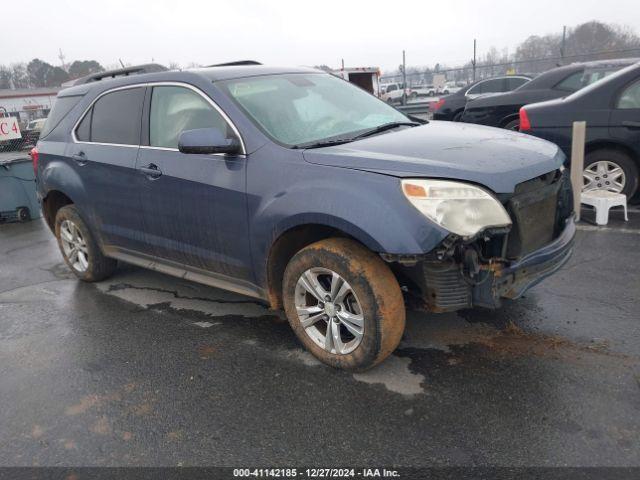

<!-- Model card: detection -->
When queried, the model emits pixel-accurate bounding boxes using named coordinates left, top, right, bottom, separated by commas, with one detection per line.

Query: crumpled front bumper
left=418, top=217, right=576, bottom=312
left=473, top=217, right=576, bottom=308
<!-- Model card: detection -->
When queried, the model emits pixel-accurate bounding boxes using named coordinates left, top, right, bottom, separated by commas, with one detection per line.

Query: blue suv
left=34, top=63, right=576, bottom=370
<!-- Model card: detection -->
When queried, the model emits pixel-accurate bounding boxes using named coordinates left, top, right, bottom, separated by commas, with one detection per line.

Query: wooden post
left=570, top=121, right=586, bottom=222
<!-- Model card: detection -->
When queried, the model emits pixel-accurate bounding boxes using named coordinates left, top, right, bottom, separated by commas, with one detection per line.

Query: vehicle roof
left=519, top=58, right=640, bottom=91
left=449, top=74, right=531, bottom=97
left=57, top=65, right=324, bottom=97
left=189, top=65, right=321, bottom=81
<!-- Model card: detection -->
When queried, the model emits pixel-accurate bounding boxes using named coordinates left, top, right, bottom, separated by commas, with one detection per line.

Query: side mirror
left=178, top=127, right=241, bottom=155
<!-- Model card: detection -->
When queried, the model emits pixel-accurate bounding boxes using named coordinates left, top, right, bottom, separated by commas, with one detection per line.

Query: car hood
left=302, top=121, right=564, bottom=193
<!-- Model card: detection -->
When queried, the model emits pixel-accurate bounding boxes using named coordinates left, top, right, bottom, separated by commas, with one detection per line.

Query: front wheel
left=283, top=238, right=406, bottom=371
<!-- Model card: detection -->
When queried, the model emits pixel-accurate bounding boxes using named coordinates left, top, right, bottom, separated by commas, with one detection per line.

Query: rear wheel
left=283, top=238, right=405, bottom=371
left=55, top=205, right=117, bottom=282
left=583, top=149, right=638, bottom=198
left=452, top=111, right=464, bottom=122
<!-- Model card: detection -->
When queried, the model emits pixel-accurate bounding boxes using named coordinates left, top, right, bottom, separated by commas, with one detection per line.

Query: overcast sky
left=5, top=0, right=640, bottom=72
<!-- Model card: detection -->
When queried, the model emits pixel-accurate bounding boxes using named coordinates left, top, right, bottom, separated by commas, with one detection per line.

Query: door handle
left=71, top=151, right=87, bottom=166
left=622, top=120, right=640, bottom=129
left=139, top=163, right=162, bottom=179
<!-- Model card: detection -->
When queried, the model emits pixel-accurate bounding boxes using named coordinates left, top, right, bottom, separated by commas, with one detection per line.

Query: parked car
left=34, top=63, right=575, bottom=371
left=438, top=83, right=460, bottom=95
left=520, top=62, right=640, bottom=199
left=430, top=75, right=531, bottom=121
left=412, top=83, right=436, bottom=97
left=380, top=82, right=412, bottom=104
left=462, top=59, right=638, bottom=131
left=22, top=118, right=48, bottom=147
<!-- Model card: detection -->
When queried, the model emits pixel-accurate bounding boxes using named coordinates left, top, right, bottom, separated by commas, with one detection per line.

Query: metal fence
left=380, top=47, right=640, bottom=86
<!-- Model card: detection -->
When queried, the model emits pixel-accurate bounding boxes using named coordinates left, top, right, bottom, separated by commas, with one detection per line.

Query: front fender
left=247, top=151, right=449, bottom=288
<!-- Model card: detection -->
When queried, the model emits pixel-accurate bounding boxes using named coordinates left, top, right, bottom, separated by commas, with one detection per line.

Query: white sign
left=0, top=117, right=22, bottom=141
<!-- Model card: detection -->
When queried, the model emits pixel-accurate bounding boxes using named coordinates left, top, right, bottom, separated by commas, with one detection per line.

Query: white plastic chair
left=581, top=190, right=629, bottom=226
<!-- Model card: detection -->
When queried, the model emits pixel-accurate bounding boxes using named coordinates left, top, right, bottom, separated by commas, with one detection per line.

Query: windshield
left=220, top=73, right=409, bottom=147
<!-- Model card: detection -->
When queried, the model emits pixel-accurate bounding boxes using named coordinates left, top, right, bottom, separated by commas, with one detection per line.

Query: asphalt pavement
left=0, top=211, right=639, bottom=467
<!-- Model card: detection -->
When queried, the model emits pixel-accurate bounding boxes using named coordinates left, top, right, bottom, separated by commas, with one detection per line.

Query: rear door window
left=84, top=87, right=145, bottom=145
left=506, top=77, right=528, bottom=90
left=75, top=109, right=92, bottom=141
left=468, top=78, right=505, bottom=95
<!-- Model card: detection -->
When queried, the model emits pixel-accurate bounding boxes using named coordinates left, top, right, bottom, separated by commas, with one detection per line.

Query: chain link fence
left=381, top=47, right=640, bottom=87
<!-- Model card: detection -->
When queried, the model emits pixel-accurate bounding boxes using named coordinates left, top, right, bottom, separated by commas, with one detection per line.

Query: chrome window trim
left=71, top=81, right=247, bottom=155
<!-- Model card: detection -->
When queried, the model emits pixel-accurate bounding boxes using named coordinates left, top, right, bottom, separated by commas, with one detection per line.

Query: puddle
left=402, top=312, right=630, bottom=365
left=96, top=271, right=271, bottom=319
left=353, top=355, right=425, bottom=396
left=286, top=349, right=323, bottom=367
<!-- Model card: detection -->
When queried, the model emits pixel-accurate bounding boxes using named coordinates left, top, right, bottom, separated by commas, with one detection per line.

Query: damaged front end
left=384, top=169, right=575, bottom=312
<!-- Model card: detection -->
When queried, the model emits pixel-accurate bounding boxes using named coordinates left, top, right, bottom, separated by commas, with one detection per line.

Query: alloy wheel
left=583, top=160, right=626, bottom=193
left=60, top=219, right=89, bottom=272
left=294, top=268, right=364, bottom=355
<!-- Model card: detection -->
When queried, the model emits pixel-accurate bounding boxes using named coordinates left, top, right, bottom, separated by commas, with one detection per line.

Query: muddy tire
left=55, top=205, right=117, bottom=282
left=283, top=238, right=405, bottom=371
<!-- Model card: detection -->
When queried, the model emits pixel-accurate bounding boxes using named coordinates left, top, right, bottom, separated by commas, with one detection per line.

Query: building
left=0, top=88, right=60, bottom=126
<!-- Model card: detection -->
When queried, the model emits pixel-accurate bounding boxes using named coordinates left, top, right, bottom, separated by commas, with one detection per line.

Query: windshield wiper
left=350, top=121, right=420, bottom=141
left=293, top=121, right=420, bottom=150
left=292, top=138, right=355, bottom=149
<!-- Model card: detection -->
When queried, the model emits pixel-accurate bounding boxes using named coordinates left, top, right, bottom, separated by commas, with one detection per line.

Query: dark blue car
left=34, top=64, right=575, bottom=370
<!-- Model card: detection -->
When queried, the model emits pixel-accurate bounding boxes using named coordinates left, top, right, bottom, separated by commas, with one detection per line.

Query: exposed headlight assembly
left=401, top=179, right=512, bottom=238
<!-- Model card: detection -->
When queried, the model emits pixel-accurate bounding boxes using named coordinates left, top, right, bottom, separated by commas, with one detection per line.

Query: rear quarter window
left=554, top=71, right=585, bottom=92
left=39, top=95, right=83, bottom=139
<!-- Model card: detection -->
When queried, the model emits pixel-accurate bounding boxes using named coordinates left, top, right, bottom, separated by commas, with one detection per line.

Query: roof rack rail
left=207, top=60, right=262, bottom=67
left=72, top=63, right=169, bottom=86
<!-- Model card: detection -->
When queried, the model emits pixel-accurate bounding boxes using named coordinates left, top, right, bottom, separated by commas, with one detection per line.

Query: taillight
left=519, top=107, right=531, bottom=132
left=430, top=98, right=446, bottom=112
left=30, top=147, right=39, bottom=175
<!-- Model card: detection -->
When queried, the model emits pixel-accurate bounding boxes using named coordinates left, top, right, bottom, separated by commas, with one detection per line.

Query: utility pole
left=341, top=58, right=345, bottom=69
left=472, top=39, right=477, bottom=82
left=58, top=49, right=67, bottom=71
left=560, top=26, right=567, bottom=63
left=402, top=50, right=407, bottom=106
